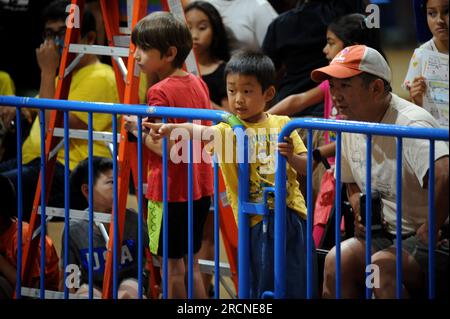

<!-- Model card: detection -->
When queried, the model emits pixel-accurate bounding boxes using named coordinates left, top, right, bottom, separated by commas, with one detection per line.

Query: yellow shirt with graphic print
left=22, top=63, right=119, bottom=170
left=214, top=113, right=307, bottom=227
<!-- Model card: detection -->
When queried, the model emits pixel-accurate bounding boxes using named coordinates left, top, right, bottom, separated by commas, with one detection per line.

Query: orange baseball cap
left=311, top=45, right=391, bottom=83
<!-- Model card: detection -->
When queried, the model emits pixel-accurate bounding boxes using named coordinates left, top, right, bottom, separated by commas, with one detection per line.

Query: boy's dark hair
left=42, top=0, right=97, bottom=39
left=224, top=51, right=276, bottom=92
left=328, top=13, right=387, bottom=60
left=69, top=156, right=113, bottom=210
left=0, top=174, right=17, bottom=221
left=131, top=12, right=193, bottom=69
left=185, top=1, right=230, bottom=62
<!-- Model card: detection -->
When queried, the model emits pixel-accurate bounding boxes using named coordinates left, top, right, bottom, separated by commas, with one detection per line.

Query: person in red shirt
left=0, top=174, right=60, bottom=298
left=124, top=12, right=213, bottom=299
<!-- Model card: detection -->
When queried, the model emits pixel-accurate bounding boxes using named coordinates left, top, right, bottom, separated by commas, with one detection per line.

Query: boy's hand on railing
left=278, top=136, right=294, bottom=160
left=123, top=115, right=138, bottom=134
left=143, top=122, right=171, bottom=142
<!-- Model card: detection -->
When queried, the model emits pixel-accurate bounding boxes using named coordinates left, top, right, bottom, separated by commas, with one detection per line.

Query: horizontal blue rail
left=281, top=117, right=448, bottom=141
left=3, top=95, right=448, bottom=300
left=0, top=96, right=229, bottom=122
left=0, top=95, right=232, bottom=300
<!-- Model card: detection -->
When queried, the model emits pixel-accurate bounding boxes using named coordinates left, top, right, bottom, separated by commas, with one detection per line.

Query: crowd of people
left=0, top=0, right=448, bottom=299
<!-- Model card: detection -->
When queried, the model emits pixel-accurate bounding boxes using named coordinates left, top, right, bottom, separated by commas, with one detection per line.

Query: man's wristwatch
left=312, top=148, right=322, bottom=163
left=312, top=148, right=331, bottom=169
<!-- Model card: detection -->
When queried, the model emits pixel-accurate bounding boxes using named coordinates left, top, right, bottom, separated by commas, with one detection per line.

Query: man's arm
left=417, top=156, right=449, bottom=244
left=316, top=142, right=336, bottom=159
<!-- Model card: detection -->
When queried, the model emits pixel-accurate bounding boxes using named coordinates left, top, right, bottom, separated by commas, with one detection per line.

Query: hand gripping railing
left=0, top=95, right=236, bottom=299
left=272, top=117, right=448, bottom=299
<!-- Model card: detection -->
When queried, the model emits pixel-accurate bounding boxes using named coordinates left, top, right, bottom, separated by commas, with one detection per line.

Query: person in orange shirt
left=0, top=174, right=59, bottom=298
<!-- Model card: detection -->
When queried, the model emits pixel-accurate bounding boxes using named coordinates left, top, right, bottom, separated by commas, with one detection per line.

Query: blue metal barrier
left=0, top=96, right=231, bottom=300
left=275, top=118, right=448, bottom=299
left=2, top=95, right=448, bottom=300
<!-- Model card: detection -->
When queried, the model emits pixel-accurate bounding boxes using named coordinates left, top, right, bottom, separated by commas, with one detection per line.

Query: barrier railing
left=1, top=96, right=448, bottom=299
left=273, top=118, right=448, bottom=299
left=0, top=96, right=238, bottom=299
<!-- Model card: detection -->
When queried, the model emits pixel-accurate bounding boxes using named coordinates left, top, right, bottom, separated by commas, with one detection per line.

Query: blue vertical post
left=395, top=138, right=403, bottom=299
left=365, top=134, right=372, bottom=299
left=237, top=126, right=250, bottom=298
left=187, top=125, right=194, bottom=299
left=428, top=140, right=436, bottom=299
left=306, top=129, right=313, bottom=298
left=88, top=112, right=94, bottom=299
left=15, top=107, right=23, bottom=299
left=63, top=111, right=70, bottom=299
left=162, top=117, right=168, bottom=299
left=275, top=131, right=287, bottom=299
left=39, top=110, right=46, bottom=299
left=213, top=136, right=220, bottom=299
left=335, top=132, right=342, bottom=299
left=112, top=114, right=119, bottom=299
left=137, top=116, right=144, bottom=299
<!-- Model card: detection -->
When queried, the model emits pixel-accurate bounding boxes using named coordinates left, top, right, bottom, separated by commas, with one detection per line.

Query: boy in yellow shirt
left=143, top=50, right=318, bottom=298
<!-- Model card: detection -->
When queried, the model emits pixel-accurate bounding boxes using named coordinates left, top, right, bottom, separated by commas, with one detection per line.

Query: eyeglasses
left=42, top=27, right=67, bottom=41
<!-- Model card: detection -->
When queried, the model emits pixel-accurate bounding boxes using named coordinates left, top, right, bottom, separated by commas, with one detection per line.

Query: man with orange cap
left=313, top=45, right=449, bottom=298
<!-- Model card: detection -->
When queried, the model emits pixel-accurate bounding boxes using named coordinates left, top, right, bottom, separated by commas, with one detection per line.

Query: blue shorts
left=249, top=207, right=319, bottom=299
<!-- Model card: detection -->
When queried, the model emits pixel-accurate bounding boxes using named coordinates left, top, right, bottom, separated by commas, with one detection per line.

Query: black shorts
left=148, top=196, right=211, bottom=259
left=372, top=231, right=449, bottom=298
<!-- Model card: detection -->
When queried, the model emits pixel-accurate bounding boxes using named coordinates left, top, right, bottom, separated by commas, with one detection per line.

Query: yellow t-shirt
left=0, top=71, right=15, bottom=95
left=22, top=63, right=119, bottom=170
left=214, top=113, right=307, bottom=227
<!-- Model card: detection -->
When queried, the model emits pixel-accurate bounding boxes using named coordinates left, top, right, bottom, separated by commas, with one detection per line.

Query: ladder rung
left=21, top=287, right=99, bottom=299
left=198, top=259, right=233, bottom=277
left=151, top=257, right=232, bottom=277
left=69, top=44, right=129, bottom=57
left=53, top=128, right=121, bottom=143
left=113, top=35, right=131, bottom=48
left=38, top=206, right=111, bottom=223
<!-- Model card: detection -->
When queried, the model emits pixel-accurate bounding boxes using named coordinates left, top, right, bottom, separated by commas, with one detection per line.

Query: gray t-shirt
left=61, top=209, right=149, bottom=289
left=340, top=94, right=449, bottom=235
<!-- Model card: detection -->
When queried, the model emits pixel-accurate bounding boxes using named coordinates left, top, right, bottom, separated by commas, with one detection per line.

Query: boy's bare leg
left=166, top=258, right=187, bottom=299
left=193, top=255, right=207, bottom=299
left=196, top=212, right=214, bottom=295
